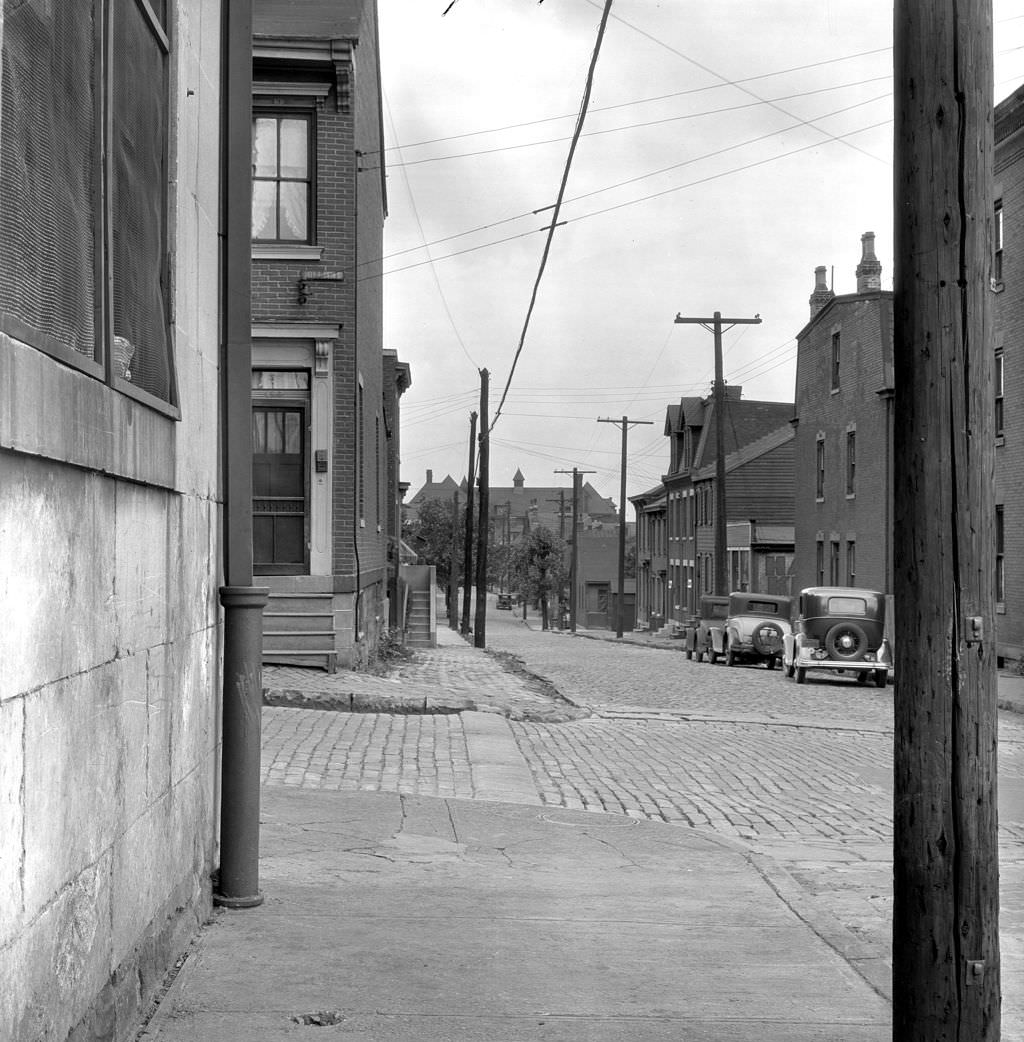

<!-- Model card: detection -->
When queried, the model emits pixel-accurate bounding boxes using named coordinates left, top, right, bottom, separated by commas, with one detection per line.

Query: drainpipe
left=215, top=0, right=268, bottom=909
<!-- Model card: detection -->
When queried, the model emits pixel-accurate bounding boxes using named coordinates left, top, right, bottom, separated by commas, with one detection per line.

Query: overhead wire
left=379, top=77, right=891, bottom=170
left=384, top=92, right=479, bottom=370
left=588, top=0, right=889, bottom=166
left=368, top=46, right=892, bottom=155
left=489, top=0, right=616, bottom=432
left=366, top=110, right=891, bottom=283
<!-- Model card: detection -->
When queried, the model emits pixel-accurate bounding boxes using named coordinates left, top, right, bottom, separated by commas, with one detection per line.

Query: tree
left=405, top=498, right=460, bottom=587
left=511, top=526, right=566, bottom=630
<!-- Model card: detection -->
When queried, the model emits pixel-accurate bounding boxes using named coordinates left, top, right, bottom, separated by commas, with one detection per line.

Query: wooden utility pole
left=673, top=311, right=761, bottom=595
left=474, top=370, right=490, bottom=648
left=893, top=3, right=1000, bottom=1037
left=555, top=467, right=595, bottom=632
left=547, top=492, right=567, bottom=539
left=598, top=416, right=653, bottom=637
left=460, top=411, right=477, bottom=637
left=448, top=487, right=460, bottom=629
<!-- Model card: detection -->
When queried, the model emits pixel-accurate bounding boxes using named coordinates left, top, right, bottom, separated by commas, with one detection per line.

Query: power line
left=371, top=46, right=892, bottom=155
left=363, top=92, right=890, bottom=279
left=379, top=77, right=891, bottom=170
left=366, top=113, right=891, bottom=283
left=588, top=0, right=889, bottom=166
left=490, top=0, right=616, bottom=432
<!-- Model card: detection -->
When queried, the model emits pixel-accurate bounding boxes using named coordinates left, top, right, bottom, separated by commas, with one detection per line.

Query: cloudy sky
left=378, top=1, right=1024, bottom=508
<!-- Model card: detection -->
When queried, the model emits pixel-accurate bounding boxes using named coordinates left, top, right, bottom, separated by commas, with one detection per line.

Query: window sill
left=830, top=387, right=840, bottom=396
left=996, top=434, right=1005, bottom=447
left=997, top=602, right=1006, bottom=615
left=252, top=244, right=324, bottom=262
left=991, top=279, right=1005, bottom=294
left=846, top=493, right=856, bottom=500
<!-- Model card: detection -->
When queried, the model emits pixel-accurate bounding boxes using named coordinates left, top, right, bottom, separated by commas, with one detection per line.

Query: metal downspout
left=215, top=0, right=268, bottom=910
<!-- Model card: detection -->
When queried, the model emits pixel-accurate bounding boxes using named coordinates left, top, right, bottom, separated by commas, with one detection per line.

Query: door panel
left=253, top=403, right=308, bottom=573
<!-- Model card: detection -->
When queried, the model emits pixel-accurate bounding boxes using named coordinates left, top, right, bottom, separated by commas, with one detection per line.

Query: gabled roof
left=691, top=398, right=794, bottom=472
left=693, top=422, right=794, bottom=481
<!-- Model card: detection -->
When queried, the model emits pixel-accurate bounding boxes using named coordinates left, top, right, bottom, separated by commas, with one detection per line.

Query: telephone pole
left=673, top=311, right=761, bottom=595
left=554, top=467, right=595, bottom=632
left=474, top=370, right=489, bottom=648
left=546, top=491, right=567, bottom=540
left=893, top=3, right=999, bottom=1036
left=598, top=416, right=653, bottom=637
left=460, top=411, right=477, bottom=637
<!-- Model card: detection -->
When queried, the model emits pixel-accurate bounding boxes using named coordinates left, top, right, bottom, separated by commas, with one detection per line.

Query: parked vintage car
left=496, top=593, right=513, bottom=610
left=711, top=592, right=792, bottom=669
left=685, top=594, right=730, bottom=663
left=782, top=586, right=892, bottom=687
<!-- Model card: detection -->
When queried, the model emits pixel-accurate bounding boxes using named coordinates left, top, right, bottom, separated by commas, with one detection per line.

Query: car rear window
left=747, top=601, right=780, bottom=615
left=827, top=596, right=867, bottom=616
left=711, top=604, right=728, bottom=618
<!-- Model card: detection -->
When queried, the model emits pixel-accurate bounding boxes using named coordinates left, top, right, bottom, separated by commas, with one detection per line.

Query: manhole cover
left=540, top=812, right=639, bottom=828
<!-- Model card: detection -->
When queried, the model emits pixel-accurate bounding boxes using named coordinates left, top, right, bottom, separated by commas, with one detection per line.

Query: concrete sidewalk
left=139, top=787, right=891, bottom=1041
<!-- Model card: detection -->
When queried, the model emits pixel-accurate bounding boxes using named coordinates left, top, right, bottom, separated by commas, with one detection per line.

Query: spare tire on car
left=824, top=621, right=868, bottom=661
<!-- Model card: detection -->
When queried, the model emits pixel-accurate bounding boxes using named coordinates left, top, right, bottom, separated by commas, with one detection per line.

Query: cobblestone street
left=260, top=604, right=1024, bottom=1030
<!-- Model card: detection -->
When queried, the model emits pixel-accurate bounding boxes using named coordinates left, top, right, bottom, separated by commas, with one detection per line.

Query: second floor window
left=846, top=430, right=856, bottom=495
left=831, top=331, right=841, bottom=390
left=994, top=199, right=1004, bottom=284
left=252, top=114, right=312, bottom=242
left=995, top=350, right=1004, bottom=438
left=816, top=436, right=826, bottom=499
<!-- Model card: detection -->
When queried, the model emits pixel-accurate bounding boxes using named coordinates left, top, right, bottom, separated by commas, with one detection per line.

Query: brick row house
left=790, top=233, right=895, bottom=597
left=252, top=0, right=411, bottom=669
left=994, top=83, right=1024, bottom=664
left=632, top=390, right=795, bottom=632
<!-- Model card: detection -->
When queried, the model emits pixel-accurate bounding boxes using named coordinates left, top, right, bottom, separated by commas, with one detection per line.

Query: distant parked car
left=712, top=592, right=792, bottom=669
left=685, top=594, right=730, bottom=663
left=496, top=593, right=513, bottom=610
left=782, top=587, right=892, bottom=687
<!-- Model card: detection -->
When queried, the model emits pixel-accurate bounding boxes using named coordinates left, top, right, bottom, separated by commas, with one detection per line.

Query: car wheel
left=766, top=655, right=776, bottom=670
left=685, top=648, right=693, bottom=661
left=708, top=648, right=719, bottom=665
left=824, top=622, right=868, bottom=662
left=856, top=671, right=869, bottom=685
left=725, top=643, right=736, bottom=667
left=875, top=670, right=888, bottom=688
left=795, top=666, right=807, bottom=684
left=784, top=661, right=794, bottom=678
left=752, top=622, right=784, bottom=658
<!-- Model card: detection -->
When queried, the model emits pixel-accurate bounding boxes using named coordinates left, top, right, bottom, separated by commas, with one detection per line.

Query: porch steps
left=262, top=591, right=337, bottom=672
left=405, top=589, right=433, bottom=648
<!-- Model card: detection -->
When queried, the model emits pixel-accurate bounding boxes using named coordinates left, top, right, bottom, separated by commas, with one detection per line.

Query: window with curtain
left=252, top=113, right=312, bottom=242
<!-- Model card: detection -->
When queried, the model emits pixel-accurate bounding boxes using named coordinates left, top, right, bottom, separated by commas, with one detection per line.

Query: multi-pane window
left=995, top=350, right=1004, bottom=439
left=846, top=540, right=856, bottom=586
left=816, top=540, right=825, bottom=586
left=996, top=505, right=1005, bottom=604
left=994, top=199, right=1004, bottom=283
left=831, top=332, right=841, bottom=391
left=816, top=435, right=826, bottom=499
left=252, top=114, right=312, bottom=242
left=0, top=0, right=175, bottom=408
left=846, top=430, right=857, bottom=495
left=829, top=540, right=840, bottom=585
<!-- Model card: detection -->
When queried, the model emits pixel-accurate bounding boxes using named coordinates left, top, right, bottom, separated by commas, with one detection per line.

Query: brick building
left=633, top=390, right=794, bottom=631
left=791, top=233, right=895, bottom=596
left=252, top=0, right=410, bottom=668
left=995, top=83, right=1024, bottom=662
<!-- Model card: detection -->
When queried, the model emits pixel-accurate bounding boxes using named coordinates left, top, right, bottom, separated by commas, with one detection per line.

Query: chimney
left=808, top=265, right=834, bottom=318
left=856, top=231, right=882, bottom=293
left=723, top=385, right=743, bottom=401
left=426, top=469, right=433, bottom=485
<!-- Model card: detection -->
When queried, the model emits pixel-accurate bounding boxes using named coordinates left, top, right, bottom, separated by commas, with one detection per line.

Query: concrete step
left=263, top=631, right=335, bottom=652
left=263, top=649, right=337, bottom=672
left=266, top=592, right=334, bottom=615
